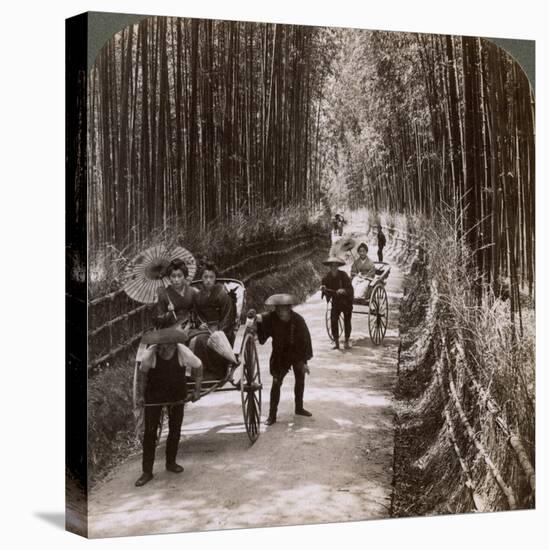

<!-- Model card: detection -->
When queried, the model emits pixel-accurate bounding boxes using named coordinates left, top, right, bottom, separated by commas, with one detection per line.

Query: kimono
left=194, top=283, right=234, bottom=341
left=350, top=257, right=376, bottom=279
left=155, top=284, right=197, bottom=329
left=350, top=257, right=376, bottom=299
left=191, top=283, right=235, bottom=379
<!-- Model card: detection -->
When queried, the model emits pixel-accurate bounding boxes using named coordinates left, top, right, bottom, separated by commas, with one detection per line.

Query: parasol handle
left=195, top=313, right=214, bottom=335
left=162, top=280, right=178, bottom=322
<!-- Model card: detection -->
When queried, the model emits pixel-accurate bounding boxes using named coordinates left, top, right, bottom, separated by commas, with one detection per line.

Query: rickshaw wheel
left=368, top=285, right=388, bottom=345
left=241, top=331, right=262, bottom=443
left=132, top=361, right=143, bottom=442
left=325, top=300, right=344, bottom=343
left=132, top=361, right=139, bottom=410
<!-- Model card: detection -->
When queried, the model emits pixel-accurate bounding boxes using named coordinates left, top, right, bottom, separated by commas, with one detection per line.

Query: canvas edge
left=65, top=11, right=89, bottom=539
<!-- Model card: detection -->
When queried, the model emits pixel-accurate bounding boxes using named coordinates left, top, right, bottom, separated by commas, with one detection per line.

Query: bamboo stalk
left=242, top=246, right=321, bottom=283
left=89, top=303, right=151, bottom=336
left=89, top=330, right=149, bottom=369
left=441, top=342, right=518, bottom=510
left=220, top=235, right=321, bottom=275
left=508, top=436, right=535, bottom=492
left=454, top=334, right=535, bottom=493
left=442, top=402, right=485, bottom=512
left=432, top=347, right=483, bottom=512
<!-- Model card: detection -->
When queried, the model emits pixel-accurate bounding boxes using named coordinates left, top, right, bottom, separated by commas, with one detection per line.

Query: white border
left=1, top=1, right=545, bottom=549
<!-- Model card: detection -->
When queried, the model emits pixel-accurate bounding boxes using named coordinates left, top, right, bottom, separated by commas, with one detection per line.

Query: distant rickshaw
left=324, top=261, right=391, bottom=345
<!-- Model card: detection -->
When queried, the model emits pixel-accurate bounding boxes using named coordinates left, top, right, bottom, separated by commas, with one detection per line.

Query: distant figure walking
left=377, top=225, right=386, bottom=262
left=333, top=213, right=346, bottom=236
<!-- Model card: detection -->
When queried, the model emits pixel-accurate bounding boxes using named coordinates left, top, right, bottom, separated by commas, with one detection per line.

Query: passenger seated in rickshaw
left=153, top=258, right=203, bottom=369
left=350, top=243, right=376, bottom=300
left=190, top=262, right=236, bottom=380
left=155, top=259, right=198, bottom=329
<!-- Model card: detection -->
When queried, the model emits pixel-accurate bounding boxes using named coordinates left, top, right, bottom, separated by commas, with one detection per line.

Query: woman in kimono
left=155, top=259, right=198, bottom=329
left=193, top=262, right=234, bottom=339
left=350, top=243, right=376, bottom=301
left=191, top=262, right=235, bottom=379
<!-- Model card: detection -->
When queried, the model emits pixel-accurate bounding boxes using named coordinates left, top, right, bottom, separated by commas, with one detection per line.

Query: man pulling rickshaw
left=247, top=294, right=313, bottom=426
left=134, top=330, right=203, bottom=487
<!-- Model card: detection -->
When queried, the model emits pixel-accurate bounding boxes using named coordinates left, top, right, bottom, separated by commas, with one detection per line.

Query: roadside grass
left=391, top=215, right=535, bottom=516
left=89, top=205, right=329, bottom=299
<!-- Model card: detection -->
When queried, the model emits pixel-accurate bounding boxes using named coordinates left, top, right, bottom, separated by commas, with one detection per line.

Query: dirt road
left=88, top=229, right=404, bottom=538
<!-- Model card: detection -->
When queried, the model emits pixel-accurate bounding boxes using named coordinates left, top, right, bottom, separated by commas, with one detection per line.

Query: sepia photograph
left=65, top=10, right=535, bottom=539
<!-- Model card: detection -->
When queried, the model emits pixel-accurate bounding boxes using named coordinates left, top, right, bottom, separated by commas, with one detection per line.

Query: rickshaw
left=132, top=278, right=262, bottom=445
left=324, top=262, right=391, bottom=345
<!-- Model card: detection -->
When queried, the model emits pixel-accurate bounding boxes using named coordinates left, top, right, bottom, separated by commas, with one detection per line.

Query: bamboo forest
left=88, top=20, right=534, bottom=311
left=82, top=15, right=535, bottom=529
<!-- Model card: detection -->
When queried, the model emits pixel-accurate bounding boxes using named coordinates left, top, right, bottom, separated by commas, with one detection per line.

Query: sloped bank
left=389, top=230, right=535, bottom=517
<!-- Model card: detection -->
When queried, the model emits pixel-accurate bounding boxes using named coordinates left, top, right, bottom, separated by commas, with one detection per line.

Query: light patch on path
left=88, top=225, right=404, bottom=538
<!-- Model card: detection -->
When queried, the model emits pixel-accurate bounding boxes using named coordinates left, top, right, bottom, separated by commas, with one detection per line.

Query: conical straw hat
left=265, top=293, right=298, bottom=306
left=322, top=256, right=345, bottom=266
left=142, top=327, right=189, bottom=345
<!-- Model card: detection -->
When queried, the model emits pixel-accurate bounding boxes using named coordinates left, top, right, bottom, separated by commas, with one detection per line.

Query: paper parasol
left=171, top=246, right=197, bottom=280
left=337, top=236, right=356, bottom=252
left=329, top=236, right=356, bottom=258
left=123, top=245, right=197, bottom=304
